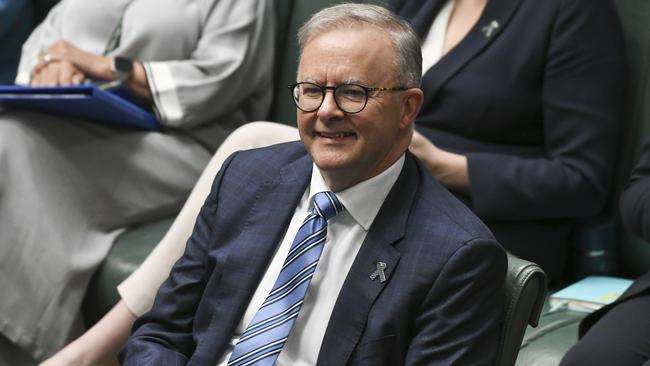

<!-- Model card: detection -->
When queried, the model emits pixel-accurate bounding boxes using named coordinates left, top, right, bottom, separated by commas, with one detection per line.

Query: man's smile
left=316, top=131, right=356, bottom=139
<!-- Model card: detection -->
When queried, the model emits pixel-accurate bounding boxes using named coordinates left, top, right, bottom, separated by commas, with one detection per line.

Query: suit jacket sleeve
left=119, top=153, right=238, bottom=365
left=619, top=139, right=650, bottom=242
left=404, top=237, right=506, bottom=365
left=467, top=0, right=624, bottom=220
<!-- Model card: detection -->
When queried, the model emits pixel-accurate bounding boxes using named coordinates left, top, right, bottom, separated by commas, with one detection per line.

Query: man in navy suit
left=119, top=4, right=506, bottom=365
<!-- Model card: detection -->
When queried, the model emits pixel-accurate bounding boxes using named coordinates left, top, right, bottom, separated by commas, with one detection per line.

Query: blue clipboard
left=0, top=84, right=160, bottom=130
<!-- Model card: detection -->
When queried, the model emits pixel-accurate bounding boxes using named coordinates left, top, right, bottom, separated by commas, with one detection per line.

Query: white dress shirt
left=217, top=154, right=405, bottom=365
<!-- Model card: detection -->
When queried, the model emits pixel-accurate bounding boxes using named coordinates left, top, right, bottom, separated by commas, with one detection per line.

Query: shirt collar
left=308, top=154, right=405, bottom=231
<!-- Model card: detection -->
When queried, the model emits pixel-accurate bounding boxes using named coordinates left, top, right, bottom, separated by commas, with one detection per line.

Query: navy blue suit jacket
left=119, top=142, right=506, bottom=365
left=391, top=0, right=625, bottom=282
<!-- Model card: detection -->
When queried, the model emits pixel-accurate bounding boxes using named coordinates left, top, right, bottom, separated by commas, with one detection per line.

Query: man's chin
left=312, top=157, right=352, bottom=173
left=311, top=152, right=355, bottom=172
left=309, top=143, right=352, bottom=162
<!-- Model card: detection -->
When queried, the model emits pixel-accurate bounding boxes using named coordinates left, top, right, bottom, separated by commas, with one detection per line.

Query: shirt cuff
left=144, top=61, right=184, bottom=127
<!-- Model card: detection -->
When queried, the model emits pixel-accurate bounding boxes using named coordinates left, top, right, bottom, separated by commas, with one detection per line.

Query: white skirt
left=0, top=109, right=212, bottom=360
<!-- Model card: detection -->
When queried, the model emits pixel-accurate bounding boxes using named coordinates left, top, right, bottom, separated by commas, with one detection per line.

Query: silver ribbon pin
left=369, top=262, right=387, bottom=283
left=481, top=20, right=499, bottom=37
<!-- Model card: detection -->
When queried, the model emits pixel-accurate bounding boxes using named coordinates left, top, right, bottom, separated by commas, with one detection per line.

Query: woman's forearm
left=39, top=301, right=136, bottom=366
left=125, top=61, right=152, bottom=100
left=409, top=130, right=470, bottom=194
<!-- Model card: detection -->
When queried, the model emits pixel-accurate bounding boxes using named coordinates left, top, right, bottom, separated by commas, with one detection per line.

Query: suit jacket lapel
left=203, top=154, right=312, bottom=364
left=421, top=0, right=522, bottom=106
left=317, top=154, right=420, bottom=365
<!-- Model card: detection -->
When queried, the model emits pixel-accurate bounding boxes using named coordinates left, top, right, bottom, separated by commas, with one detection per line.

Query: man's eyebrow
left=342, top=78, right=367, bottom=85
left=300, top=77, right=322, bottom=84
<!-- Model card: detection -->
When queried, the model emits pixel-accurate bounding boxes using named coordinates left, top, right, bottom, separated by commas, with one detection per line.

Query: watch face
left=113, top=57, right=133, bottom=81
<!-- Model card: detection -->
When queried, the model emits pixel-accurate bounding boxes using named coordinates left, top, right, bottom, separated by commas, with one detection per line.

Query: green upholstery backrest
left=269, top=0, right=387, bottom=126
left=613, top=0, right=650, bottom=277
left=83, top=218, right=174, bottom=325
left=269, top=0, right=296, bottom=125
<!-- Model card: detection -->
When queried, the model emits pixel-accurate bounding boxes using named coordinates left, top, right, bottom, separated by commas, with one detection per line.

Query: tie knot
left=312, top=191, right=344, bottom=221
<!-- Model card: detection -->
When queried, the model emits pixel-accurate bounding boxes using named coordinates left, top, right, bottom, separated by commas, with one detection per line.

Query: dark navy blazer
left=119, top=142, right=506, bottom=365
left=391, top=0, right=625, bottom=282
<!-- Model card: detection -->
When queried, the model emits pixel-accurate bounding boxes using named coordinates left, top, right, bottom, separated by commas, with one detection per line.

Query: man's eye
left=302, top=87, right=321, bottom=96
left=340, top=87, right=365, bottom=100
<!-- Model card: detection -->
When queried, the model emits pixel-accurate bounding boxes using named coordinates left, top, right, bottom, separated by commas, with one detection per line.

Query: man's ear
left=400, top=88, right=424, bottom=129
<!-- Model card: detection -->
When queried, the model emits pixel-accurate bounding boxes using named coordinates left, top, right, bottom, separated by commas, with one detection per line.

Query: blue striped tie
left=227, top=191, right=344, bottom=366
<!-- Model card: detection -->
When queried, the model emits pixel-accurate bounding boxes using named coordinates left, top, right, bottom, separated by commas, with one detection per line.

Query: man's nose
left=317, top=91, right=345, bottom=121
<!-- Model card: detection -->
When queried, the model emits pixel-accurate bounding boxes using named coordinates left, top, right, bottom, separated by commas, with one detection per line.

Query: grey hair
left=297, top=3, right=422, bottom=87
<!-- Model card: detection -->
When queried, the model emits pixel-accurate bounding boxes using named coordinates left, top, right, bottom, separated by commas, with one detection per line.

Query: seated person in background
left=119, top=4, right=507, bottom=365
left=561, top=139, right=650, bottom=366
left=0, top=0, right=274, bottom=363
left=394, top=0, right=624, bottom=283
left=42, top=0, right=625, bottom=364
left=0, top=0, right=32, bottom=84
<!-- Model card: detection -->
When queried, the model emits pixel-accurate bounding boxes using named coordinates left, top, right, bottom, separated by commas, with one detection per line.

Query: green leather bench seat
left=83, top=218, right=174, bottom=325
left=515, top=302, right=586, bottom=365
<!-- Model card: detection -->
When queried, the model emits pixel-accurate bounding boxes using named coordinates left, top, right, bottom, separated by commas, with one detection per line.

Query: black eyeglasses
left=288, top=82, right=408, bottom=114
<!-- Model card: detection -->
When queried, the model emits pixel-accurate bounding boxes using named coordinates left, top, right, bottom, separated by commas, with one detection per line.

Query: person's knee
left=561, top=327, right=649, bottom=366
left=561, top=333, right=640, bottom=366
left=560, top=338, right=599, bottom=366
left=0, top=116, right=30, bottom=159
left=224, top=121, right=298, bottom=150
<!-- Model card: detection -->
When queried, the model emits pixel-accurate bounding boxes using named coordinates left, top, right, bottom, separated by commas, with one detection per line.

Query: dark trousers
left=561, top=293, right=650, bottom=366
